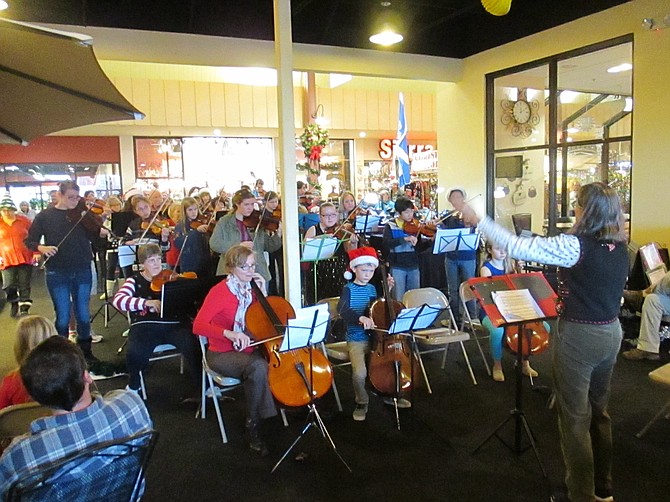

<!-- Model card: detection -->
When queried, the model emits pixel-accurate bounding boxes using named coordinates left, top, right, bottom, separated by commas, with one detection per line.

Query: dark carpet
left=4, top=271, right=670, bottom=501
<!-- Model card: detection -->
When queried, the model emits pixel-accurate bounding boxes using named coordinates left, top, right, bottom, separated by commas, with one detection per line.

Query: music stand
left=354, top=214, right=381, bottom=245
left=432, top=227, right=480, bottom=255
left=301, top=236, right=340, bottom=303
left=468, top=273, right=557, bottom=478
left=382, top=305, right=442, bottom=430
left=271, top=307, right=352, bottom=474
left=91, top=241, right=126, bottom=328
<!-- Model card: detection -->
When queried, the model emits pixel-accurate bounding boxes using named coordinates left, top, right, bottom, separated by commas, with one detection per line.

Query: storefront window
left=297, top=139, right=353, bottom=202
left=487, top=38, right=633, bottom=236
left=134, top=137, right=184, bottom=180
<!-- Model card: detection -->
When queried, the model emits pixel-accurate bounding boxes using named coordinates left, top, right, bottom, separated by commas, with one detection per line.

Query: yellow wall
left=438, top=0, right=670, bottom=245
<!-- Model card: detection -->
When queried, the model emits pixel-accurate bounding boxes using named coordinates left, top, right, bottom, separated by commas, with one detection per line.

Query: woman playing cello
left=193, top=245, right=276, bottom=456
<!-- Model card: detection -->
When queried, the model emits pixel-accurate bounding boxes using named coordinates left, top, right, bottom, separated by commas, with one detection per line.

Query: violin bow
left=41, top=198, right=99, bottom=269
left=412, top=194, right=482, bottom=238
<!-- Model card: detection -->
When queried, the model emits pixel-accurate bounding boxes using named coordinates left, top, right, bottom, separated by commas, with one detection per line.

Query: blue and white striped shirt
left=337, top=282, right=378, bottom=342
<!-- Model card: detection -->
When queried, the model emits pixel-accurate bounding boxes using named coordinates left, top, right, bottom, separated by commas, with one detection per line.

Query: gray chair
left=138, top=344, right=184, bottom=400
left=0, top=402, right=51, bottom=452
left=403, top=287, right=477, bottom=387
left=637, top=362, right=670, bottom=438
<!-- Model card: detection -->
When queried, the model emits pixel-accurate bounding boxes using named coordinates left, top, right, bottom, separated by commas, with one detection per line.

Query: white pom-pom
left=343, top=270, right=353, bottom=281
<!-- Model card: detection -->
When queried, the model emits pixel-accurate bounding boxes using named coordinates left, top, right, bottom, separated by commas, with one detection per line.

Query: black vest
left=557, top=236, right=628, bottom=324
left=129, top=274, right=161, bottom=324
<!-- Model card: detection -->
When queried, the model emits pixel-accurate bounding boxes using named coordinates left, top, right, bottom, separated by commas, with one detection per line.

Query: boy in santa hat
left=337, top=246, right=403, bottom=422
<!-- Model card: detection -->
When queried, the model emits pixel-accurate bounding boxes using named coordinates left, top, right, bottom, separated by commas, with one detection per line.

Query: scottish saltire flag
left=394, top=92, right=411, bottom=188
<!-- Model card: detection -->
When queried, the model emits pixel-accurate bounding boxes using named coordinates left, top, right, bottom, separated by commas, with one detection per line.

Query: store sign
left=378, top=139, right=434, bottom=160
left=411, top=150, right=438, bottom=171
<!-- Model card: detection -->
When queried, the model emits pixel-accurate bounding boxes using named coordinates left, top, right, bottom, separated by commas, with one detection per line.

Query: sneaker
left=18, top=304, right=30, bottom=316
left=352, top=403, right=368, bottom=421
left=91, top=334, right=104, bottom=343
left=594, top=490, right=614, bottom=502
left=492, top=367, right=505, bottom=382
left=622, top=348, right=660, bottom=361
left=522, top=362, right=539, bottom=378
left=68, top=330, right=78, bottom=343
left=383, top=397, right=411, bottom=409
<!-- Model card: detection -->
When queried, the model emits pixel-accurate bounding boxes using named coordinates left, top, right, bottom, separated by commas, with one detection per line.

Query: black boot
left=245, top=418, right=269, bottom=457
left=9, top=302, right=19, bottom=318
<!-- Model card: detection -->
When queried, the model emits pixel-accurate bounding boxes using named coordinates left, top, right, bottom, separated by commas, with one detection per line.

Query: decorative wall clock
left=501, top=88, right=540, bottom=138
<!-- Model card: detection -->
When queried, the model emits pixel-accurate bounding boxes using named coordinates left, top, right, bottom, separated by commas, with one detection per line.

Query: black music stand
left=91, top=244, right=126, bottom=328
left=271, top=308, right=351, bottom=474
left=469, top=274, right=557, bottom=478
left=381, top=305, right=441, bottom=430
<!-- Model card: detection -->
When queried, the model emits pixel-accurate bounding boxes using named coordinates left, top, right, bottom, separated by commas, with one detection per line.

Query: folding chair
left=7, top=429, right=158, bottom=502
left=637, top=362, right=670, bottom=438
left=138, top=344, right=184, bottom=400
left=0, top=402, right=52, bottom=453
left=403, top=287, right=477, bottom=387
left=459, top=281, right=492, bottom=377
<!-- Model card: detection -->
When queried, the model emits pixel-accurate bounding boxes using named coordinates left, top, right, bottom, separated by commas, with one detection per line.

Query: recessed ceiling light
left=369, top=30, right=403, bottom=46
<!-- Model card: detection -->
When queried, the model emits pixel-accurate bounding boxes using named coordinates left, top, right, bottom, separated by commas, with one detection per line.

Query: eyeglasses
left=238, top=263, right=256, bottom=271
left=322, top=213, right=338, bottom=218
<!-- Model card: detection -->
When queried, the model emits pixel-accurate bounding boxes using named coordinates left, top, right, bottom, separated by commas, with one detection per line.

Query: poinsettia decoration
left=300, top=123, right=329, bottom=161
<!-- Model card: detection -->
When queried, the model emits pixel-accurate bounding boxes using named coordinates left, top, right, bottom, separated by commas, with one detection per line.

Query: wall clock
left=501, top=88, right=540, bottom=138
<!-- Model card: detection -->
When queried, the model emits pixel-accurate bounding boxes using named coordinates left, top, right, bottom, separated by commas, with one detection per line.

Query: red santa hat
left=344, top=246, right=379, bottom=280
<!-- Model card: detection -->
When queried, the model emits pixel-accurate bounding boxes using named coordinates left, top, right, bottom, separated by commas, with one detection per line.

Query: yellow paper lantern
left=481, top=0, right=512, bottom=16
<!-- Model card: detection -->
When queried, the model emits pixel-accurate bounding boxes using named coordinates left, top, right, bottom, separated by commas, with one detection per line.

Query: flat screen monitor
left=495, top=155, right=524, bottom=179
left=511, top=213, right=532, bottom=236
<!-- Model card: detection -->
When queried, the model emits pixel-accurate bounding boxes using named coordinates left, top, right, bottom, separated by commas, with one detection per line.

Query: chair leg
left=321, top=342, right=343, bottom=412
left=637, top=398, right=670, bottom=438
left=471, top=330, right=491, bottom=376
left=207, top=374, right=228, bottom=444
left=459, top=340, right=478, bottom=385
left=139, top=371, right=147, bottom=400
left=410, top=336, right=432, bottom=394
left=198, top=369, right=207, bottom=419
left=440, top=343, right=450, bottom=370
left=280, top=408, right=289, bottom=427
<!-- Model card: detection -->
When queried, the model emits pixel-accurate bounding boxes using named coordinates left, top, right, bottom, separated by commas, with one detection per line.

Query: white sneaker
left=91, top=334, right=104, bottom=344
left=68, top=330, right=77, bottom=343
left=352, top=403, right=368, bottom=421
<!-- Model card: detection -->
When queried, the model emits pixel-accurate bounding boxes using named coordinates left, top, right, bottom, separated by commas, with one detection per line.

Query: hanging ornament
left=528, top=186, right=537, bottom=198
left=481, top=0, right=512, bottom=16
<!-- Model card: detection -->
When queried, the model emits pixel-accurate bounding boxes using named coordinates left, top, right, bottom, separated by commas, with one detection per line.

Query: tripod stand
left=473, top=321, right=547, bottom=477
left=272, top=310, right=351, bottom=473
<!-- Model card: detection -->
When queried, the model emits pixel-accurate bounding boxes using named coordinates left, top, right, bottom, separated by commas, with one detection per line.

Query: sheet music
left=301, top=236, right=338, bottom=262
left=355, top=215, right=381, bottom=232
left=491, top=289, right=544, bottom=323
left=279, top=309, right=330, bottom=351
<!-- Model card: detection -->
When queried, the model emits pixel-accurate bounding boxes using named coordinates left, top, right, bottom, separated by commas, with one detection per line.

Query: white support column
left=273, top=0, right=301, bottom=307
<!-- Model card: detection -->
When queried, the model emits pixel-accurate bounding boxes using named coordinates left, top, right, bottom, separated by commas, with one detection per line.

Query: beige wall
left=437, top=0, right=670, bottom=245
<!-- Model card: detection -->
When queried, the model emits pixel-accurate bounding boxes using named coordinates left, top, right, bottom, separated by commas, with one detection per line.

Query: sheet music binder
left=466, top=272, right=558, bottom=327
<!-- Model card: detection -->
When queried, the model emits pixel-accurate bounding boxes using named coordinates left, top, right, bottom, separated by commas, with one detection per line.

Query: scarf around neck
left=227, top=274, right=252, bottom=333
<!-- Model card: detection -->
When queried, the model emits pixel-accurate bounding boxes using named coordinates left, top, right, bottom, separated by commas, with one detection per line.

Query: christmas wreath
left=300, top=123, right=329, bottom=161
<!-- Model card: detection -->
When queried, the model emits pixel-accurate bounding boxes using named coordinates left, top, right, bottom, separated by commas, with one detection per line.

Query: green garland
left=300, top=123, right=329, bottom=160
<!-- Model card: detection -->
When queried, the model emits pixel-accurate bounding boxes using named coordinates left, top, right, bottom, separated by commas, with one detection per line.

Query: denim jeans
left=553, top=319, right=622, bottom=502
left=638, top=292, right=670, bottom=353
left=445, top=257, right=476, bottom=319
left=45, top=267, right=92, bottom=343
left=390, top=266, right=420, bottom=302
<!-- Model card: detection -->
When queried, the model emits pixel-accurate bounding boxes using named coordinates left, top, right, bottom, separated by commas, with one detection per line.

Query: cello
left=368, top=251, right=416, bottom=408
left=245, top=281, right=333, bottom=408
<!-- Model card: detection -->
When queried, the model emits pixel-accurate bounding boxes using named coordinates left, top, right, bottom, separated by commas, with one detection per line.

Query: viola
left=245, top=281, right=333, bottom=408
left=368, top=250, right=418, bottom=403
left=504, top=321, right=550, bottom=356
left=150, top=269, right=197, bottom=292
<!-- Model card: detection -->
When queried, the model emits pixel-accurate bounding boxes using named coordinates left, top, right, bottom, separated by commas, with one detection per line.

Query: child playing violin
left=173, top=197, right=211, bottom=277
left=112, top=243, right=199, bottom=396
left=382, top=196, right=430, bottom=302
left=479, top=241, right=543, bottom=382
left=337, top=246, right=398, bottom=422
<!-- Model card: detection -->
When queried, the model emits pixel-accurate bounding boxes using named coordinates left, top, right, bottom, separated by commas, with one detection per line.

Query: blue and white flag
left=394, top=92, right=411, bottom=188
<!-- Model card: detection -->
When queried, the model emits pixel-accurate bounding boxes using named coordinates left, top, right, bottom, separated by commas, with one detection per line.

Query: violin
left=402, top=218, right=437, bottom=238
left=324, top=221, right=354, bottom=240
left=245, top=281, right=333, bottom=408
left=141, top=214, right=171, bottom=235
left=242, top=209, right=262, bottom=231
left=88, top=199, right=108, bottom=216
left=149, top=269, right=197, bottom=292
left=67, top=198, right=105, bottom=234
left=368, top=251, right=419, bottom=410
left=504, top=321, right=550, bottom=356
left=260, top=203, right=282, bottom=232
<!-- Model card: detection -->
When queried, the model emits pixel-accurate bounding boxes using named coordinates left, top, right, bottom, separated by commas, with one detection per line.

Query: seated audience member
left=0, top=337, right=152, bottom=497
left=622, top=271, right=670, bottom=361
left=112, top=243, right=200, bottom=395
left=0, top=316, right=57, bottom=410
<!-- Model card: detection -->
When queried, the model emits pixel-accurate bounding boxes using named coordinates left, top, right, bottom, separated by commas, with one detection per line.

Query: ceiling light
left=481, top=0, right=512, bottom=17
left=607, top=63, right=632, bottom=73
left=359, top=131, right=367, bottom=138
left=0, top=2, right=8, bottom=11
left=369, top=30, right=403, bottom=46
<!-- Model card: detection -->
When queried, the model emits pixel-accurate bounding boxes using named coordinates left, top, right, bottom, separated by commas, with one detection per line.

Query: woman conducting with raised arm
left=461, top=182, right=627, bottom=502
